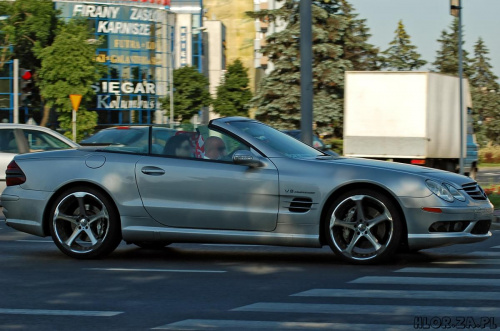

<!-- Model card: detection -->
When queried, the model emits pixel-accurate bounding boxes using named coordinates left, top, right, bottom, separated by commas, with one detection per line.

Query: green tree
left=469, top=38, right=500, bottom=145
left=381, top=20, right=426, bottom=71
left=339, top=0, right=381, bottom=71
left=160, top=66, right=212, bottom=122
left=0, top=0, right=60, bottom=116
left=248, top=0, right=351, bottom=135
left=37, top=19, right=102, bottom=141
left=433, top=18, right=473, bottom=76
left=213, top=59, right=253, bottom=117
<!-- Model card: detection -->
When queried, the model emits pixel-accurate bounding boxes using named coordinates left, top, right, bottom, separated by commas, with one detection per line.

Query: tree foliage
left=159, top=66, right=212, bottom=122
left=0, top=0, right=60, bottom=115
left=469, top=38, right=500, bottom=145
left=248, top=0, right=354, bottom=135
left=432, top=18, right=472, bottom=76
left=37, top=19, right=103, bottom=141
left=338, top=0, right=381, bottom=71
left=381, top=20, right=426, bottom=71
left=213, top=59, right=253, bottom=117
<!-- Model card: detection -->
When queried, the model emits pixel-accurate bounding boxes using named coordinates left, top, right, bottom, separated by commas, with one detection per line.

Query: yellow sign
left=69, top=94, right=83, bottom=111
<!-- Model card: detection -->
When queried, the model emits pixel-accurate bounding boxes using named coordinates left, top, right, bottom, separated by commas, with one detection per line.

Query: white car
left=0, top=124, right=78, bottom=204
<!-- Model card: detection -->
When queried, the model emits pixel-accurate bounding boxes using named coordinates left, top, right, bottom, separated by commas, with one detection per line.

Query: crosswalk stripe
left=395, top=267, right=500, bottom=274
left=467, top=251, right=500, bottom=257
left=84, top=268, right=226, bottom=273
left=232, top=303, right=500, bottom=316
left=0, top=308, right=122, bottom=317
left=492, top=246, right=500, bottom=249
left=152, top=319, right=413, bottom=330
left=350, top=276, right=500, bottom=286
left=292, top=288, right=500, bottom=300
left=431, top=259, right=500, bottom=265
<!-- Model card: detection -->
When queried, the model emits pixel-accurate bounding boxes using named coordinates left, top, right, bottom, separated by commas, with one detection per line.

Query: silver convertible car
left=1, top=117, right=494, bottom=264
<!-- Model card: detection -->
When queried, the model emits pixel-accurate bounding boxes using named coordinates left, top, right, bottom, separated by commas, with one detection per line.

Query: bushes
left=479, top=145, right=500, bottom=163
left=323, top=138, right=343, bottom=155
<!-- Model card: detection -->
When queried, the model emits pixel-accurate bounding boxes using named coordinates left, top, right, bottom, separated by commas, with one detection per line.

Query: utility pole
left=451, top=0, right=465, bottom=175
left=300, top=0, right=313, bottom=146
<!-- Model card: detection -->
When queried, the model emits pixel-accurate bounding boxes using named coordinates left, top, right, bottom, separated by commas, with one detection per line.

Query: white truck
left=343, top=71, right=478, bottom=178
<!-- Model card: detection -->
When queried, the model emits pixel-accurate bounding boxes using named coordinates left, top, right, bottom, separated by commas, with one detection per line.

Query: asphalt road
left=1, top=215, right=499, bottom=331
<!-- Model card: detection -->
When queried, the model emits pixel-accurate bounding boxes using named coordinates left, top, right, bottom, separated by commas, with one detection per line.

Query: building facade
left=55, top=0, right=174, bottom=125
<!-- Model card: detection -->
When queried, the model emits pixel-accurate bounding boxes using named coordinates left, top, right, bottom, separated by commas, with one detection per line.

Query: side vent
left=289, top=197, right=313, bottom=213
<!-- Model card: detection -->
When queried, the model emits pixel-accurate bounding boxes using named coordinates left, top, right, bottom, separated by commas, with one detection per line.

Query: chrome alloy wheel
left=52, top=191, right=110, bottom=254
left=329, top=194, right=394, bottom=262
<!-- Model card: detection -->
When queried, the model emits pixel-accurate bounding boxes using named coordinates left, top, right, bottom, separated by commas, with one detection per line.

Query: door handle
left=141, top=166, right=165, bottom=176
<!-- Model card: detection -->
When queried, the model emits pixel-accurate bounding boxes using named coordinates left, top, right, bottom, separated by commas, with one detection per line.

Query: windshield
left=229, top=121, right=325, bottom=158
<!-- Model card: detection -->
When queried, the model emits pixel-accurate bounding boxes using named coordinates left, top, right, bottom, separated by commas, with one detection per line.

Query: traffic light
left=19, top=68, right=33, bottom=107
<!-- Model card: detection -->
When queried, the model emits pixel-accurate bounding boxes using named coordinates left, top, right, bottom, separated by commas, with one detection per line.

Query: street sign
left=69, top=94, right=82, bottom=111
left=450, top=0, right=460, bottom=17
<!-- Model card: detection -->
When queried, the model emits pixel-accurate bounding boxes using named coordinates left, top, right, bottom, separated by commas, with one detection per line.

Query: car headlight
left=425, top=180, right=454, bottom=202
left=443, top=183, right=466, bottom=202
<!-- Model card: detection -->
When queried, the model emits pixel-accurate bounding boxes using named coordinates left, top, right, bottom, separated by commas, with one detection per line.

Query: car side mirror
left=232, top=150, right=263, bottom=167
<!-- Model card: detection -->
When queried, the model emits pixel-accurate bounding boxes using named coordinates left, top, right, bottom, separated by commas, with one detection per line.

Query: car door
left=135, top=129, right=279, bottom=232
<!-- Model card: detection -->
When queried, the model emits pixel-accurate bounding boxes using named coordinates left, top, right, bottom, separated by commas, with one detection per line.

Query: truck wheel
left=325, top=189, right=402, bottom=265
left=468, top=167, right=477, bottom=180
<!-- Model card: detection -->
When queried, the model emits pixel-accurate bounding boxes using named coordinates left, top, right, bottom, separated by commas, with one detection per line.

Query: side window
left=152, top=125, right=250, bottom=162
left=0, top=129, right=19, bottom=153
left=23, top=130, right=72, bottom=152
left=198, top=127, right=250, bottom=162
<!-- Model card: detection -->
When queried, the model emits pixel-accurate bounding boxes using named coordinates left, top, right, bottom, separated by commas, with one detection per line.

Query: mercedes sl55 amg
left=1, top=117, right=493, bottom=264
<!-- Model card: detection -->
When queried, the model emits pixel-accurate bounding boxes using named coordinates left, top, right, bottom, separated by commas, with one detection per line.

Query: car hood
left=316, top=157, right=476, bottom=188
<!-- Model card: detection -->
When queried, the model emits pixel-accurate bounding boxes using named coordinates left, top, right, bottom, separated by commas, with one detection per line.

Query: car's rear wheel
left=325, top=189, right=402, bottom=264
left=49, top=187, right=121, bottom=259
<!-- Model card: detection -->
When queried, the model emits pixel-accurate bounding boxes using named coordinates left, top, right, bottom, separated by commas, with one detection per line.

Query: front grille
left=288, top=198, right=313, bottom=213
left=462, top=182, right=487, bottom=200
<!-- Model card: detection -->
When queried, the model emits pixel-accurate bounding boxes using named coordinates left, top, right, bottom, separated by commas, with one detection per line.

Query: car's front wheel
left=325, top=189, right=402, bottom=264
left=49, top=186, right=121, bottom=259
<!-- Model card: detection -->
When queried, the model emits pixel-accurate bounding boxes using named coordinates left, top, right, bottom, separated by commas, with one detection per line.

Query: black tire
left=49, top=186, right=122, bottom=259
left=324, top=189, right=403, bottom=265
left=468, top=167, right=477, bottom=180
left=133, top=241, right=171, bottom=249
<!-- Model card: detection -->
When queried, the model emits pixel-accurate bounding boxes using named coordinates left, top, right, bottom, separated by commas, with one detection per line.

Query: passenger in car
left=163, top=135, right=193, bottom=158
left=204, top=136, right=226, bottom=160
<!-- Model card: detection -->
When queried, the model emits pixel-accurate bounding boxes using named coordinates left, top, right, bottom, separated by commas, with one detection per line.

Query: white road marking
left=395, top=267, right=500, bottom=274
left=292, top=288, right=500, bottom=300
left=201, top=244, right=260, bottom=247
left=152, top=319, right=413, bottom=330
left=84, top=268, right=226, bottom=273
left=350, top=276, right=500, bottom=286
left=467, top=251, right=500, bottom=257
left=431, top=259, right=500, bottom=265
left=16, top=240, right=53, bottom=243
left=232, top=303, right=500, bottom=316
left=492, top=245, right=500, bottom=249
left=0, top=308, right=122, bottom=317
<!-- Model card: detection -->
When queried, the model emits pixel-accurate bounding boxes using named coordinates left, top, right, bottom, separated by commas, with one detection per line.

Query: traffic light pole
left=13, top=59, right=19, bottom=124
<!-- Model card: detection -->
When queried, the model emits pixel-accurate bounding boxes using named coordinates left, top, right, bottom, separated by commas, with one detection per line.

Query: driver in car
left=204, top=136, right=226, bottom=160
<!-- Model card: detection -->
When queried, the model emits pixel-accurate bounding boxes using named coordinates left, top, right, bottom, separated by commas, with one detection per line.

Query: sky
left=348, top=0, right=500, bottom=81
